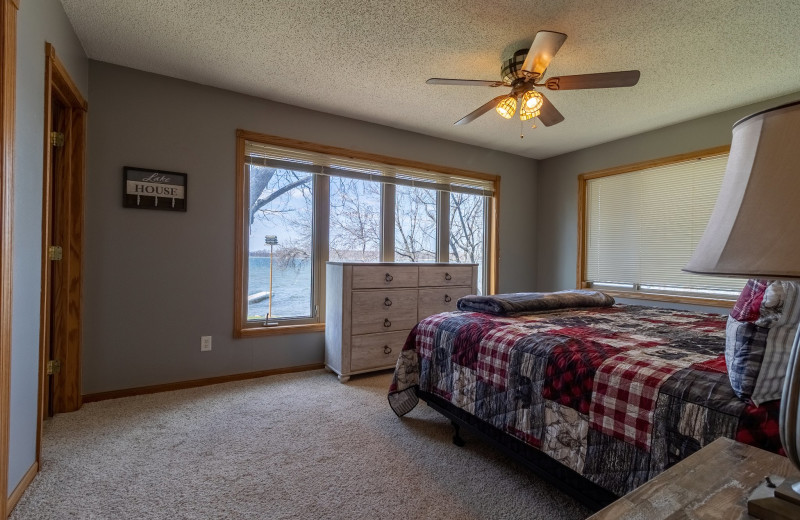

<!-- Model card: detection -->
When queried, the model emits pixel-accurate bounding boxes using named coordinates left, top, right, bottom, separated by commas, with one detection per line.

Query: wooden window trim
left=237, top=323, right=326, bottom=338
left=597, top=290, right=734, bottom=309
left=234, top=130, right=500, bottom=338
left=576, top=145, right=735, bottom=308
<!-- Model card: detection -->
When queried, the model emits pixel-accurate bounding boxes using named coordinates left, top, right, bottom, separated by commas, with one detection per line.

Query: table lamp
left=684, top=99, right=800, bottom=519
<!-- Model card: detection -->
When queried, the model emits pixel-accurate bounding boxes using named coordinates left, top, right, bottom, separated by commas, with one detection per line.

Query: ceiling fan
left=427, top=31, right=640, bottom=127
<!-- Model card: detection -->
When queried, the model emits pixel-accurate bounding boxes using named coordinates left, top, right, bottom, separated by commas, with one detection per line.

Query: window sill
left=598, top=290, right=735, bottom=309
left=235, top=322, right=325, bottom=338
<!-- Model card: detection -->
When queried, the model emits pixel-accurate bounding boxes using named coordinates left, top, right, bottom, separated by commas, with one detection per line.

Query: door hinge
left=50, top=131, right=65, bottom=148
left=48, top=246, right=63, bottom=261
left=46, top=359, right=61, bottom=375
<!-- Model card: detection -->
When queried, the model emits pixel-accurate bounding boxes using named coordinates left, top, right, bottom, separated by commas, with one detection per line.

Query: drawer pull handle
left=385, top=273, right=393, bottom=282
left=444, top=294, right=452, bottom=303
left=383, top=345, right=392, bottom=355
left=384, top=318, right=392, bottom=328
left=445, top=272, right=452, bottom=281
left=384, top=297, right=392, bottom=307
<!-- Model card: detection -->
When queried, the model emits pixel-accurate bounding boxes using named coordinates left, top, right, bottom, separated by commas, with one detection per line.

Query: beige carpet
left=11, top=369, right=590, bottom=519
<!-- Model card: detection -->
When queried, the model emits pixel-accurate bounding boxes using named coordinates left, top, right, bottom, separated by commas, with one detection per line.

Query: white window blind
left=585, top=153, right=746, bottom=298
left=244, top=141, right=495, bottom=196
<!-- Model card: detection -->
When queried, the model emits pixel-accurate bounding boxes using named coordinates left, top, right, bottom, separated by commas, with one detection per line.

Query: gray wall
left=11, top=0, right=88, bottom=495
left=84, top=61, right=538, bottom=394
left=536, top=91, right=800, bottom=312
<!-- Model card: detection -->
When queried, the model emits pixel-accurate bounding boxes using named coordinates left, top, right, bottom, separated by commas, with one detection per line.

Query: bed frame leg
left=451, top=421, right=466, bottom=447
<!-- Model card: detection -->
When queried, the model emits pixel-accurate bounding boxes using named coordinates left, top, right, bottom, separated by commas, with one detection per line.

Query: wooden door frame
left=37, top=42, right=86, bottom=451
left=0, top=1, right=18, bottom=517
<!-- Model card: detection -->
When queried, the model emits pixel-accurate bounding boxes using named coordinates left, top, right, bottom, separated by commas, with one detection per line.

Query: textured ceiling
left=60, top=0, right=800, bottom=159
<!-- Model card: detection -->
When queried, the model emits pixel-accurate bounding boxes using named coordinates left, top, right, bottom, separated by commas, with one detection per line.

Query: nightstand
left=589, top=437, right=800, bottom=519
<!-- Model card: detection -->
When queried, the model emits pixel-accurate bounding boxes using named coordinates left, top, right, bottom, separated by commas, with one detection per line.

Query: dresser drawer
left=350, top=331, right=409, bottom=371
left=352, top=265, right=418, bottom=289
left=418, top=286, right=473, bottom=320
left=418, top=265, right=473, bottom=287
left=351, top=289, right=418, bottom=335
left=326, top=262, right=476, bottom=382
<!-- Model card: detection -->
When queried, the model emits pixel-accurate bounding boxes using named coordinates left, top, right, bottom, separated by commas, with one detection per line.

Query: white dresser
left=325, top=262, right=478, bottom=382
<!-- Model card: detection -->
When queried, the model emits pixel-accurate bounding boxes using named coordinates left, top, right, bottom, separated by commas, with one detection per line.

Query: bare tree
left=248, top=166, right=312, bottom=226
left=329, top=178, right=381, bottom=261
left=395, top=186, right=436, bottom=261
left=449, top=192, right=484, bottom=264
left=249, top=168, right=485, bottom=268
left=273, top=237, right=310, bottom=268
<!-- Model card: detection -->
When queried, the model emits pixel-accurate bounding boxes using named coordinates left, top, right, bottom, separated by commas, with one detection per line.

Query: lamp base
left=748, top=475, right=800, bottom=520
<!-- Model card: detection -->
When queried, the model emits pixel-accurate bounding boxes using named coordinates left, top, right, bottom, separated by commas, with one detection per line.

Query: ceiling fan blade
left=427, top=78, right=505, bottom=87
left=521, top=30, right=568, bottom=77
left=545, top=70, right=641, bottom=90
left=537, top=92, right=564, bottom=127
left=454, top=95, right=510, bottom=125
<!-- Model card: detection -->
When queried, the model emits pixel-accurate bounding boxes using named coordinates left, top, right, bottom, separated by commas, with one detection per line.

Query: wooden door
left=38, top=43, right=86, bottom=429
left=44, top=97, right=67, bottom=417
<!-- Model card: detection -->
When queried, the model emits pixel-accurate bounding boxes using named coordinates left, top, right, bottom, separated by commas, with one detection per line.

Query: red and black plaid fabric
left=736, top=400, right=784, bottom=455
left=591, top=351, right=684, bottom=450
left=593, top=346, right=720, bottom=450
left=476, top=327, right=531, bottom=390
left=731, top=279, right=769, bottom=322
left=692, top=354, right=728, bottom=374
left=389, top=304, right=783, bottom=497
left=542, top=337, right=624, bottom=414
left=414, top=312, right=451, bottom=360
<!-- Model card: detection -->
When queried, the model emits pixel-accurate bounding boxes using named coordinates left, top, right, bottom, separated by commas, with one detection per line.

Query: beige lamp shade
left=686, top=101, right=800, bottom=519
left=684, top=100, right=800, bottom=280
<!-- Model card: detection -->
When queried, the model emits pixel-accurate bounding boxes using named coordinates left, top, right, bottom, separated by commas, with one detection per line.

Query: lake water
left=247, top=257, right=312, bottom=320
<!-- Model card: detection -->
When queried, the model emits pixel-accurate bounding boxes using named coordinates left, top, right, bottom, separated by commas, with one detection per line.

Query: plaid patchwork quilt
left=388, top=305, right=783, bottom=496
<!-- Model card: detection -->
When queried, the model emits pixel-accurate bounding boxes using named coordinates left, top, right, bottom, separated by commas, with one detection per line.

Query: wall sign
left=123, top=166, right=187, bottom=211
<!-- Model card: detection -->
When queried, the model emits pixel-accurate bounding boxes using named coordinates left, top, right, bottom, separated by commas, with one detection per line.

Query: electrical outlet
left=200, top=336, right=212, bottom=352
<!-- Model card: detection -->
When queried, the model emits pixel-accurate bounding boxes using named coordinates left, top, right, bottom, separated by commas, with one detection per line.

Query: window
left=329, top=177, right=381, bottom=263
left=234, top=131, right=498, bottom=336
left=246, top=166, right=315, bottom=322
left=449, top=192, right=487, bottom=295
left=395, top=185, right=437, bottom=262
left=578, top=147, right=746, bottom=305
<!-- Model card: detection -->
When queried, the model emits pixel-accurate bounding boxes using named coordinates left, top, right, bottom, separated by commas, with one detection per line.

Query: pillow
left=726, top=279, right=800, bottom=405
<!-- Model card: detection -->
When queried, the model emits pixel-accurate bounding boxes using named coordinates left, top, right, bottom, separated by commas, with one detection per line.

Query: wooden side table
left=589, top=437, right=800, bottom=519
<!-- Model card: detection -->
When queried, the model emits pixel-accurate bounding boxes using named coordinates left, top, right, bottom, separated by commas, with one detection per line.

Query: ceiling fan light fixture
left=522, top=90, right=543, bottom=111
left=520, top=90, right=543, bottom=120
left=520, top=108, right=541, bottom=121
left=496, top=96, right=517, bottom=119
left=431, top=31, right=641, bottom=128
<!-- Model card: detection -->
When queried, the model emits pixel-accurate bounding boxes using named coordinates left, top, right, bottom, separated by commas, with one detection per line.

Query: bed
left=388, top=295, right=785, bottom=510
